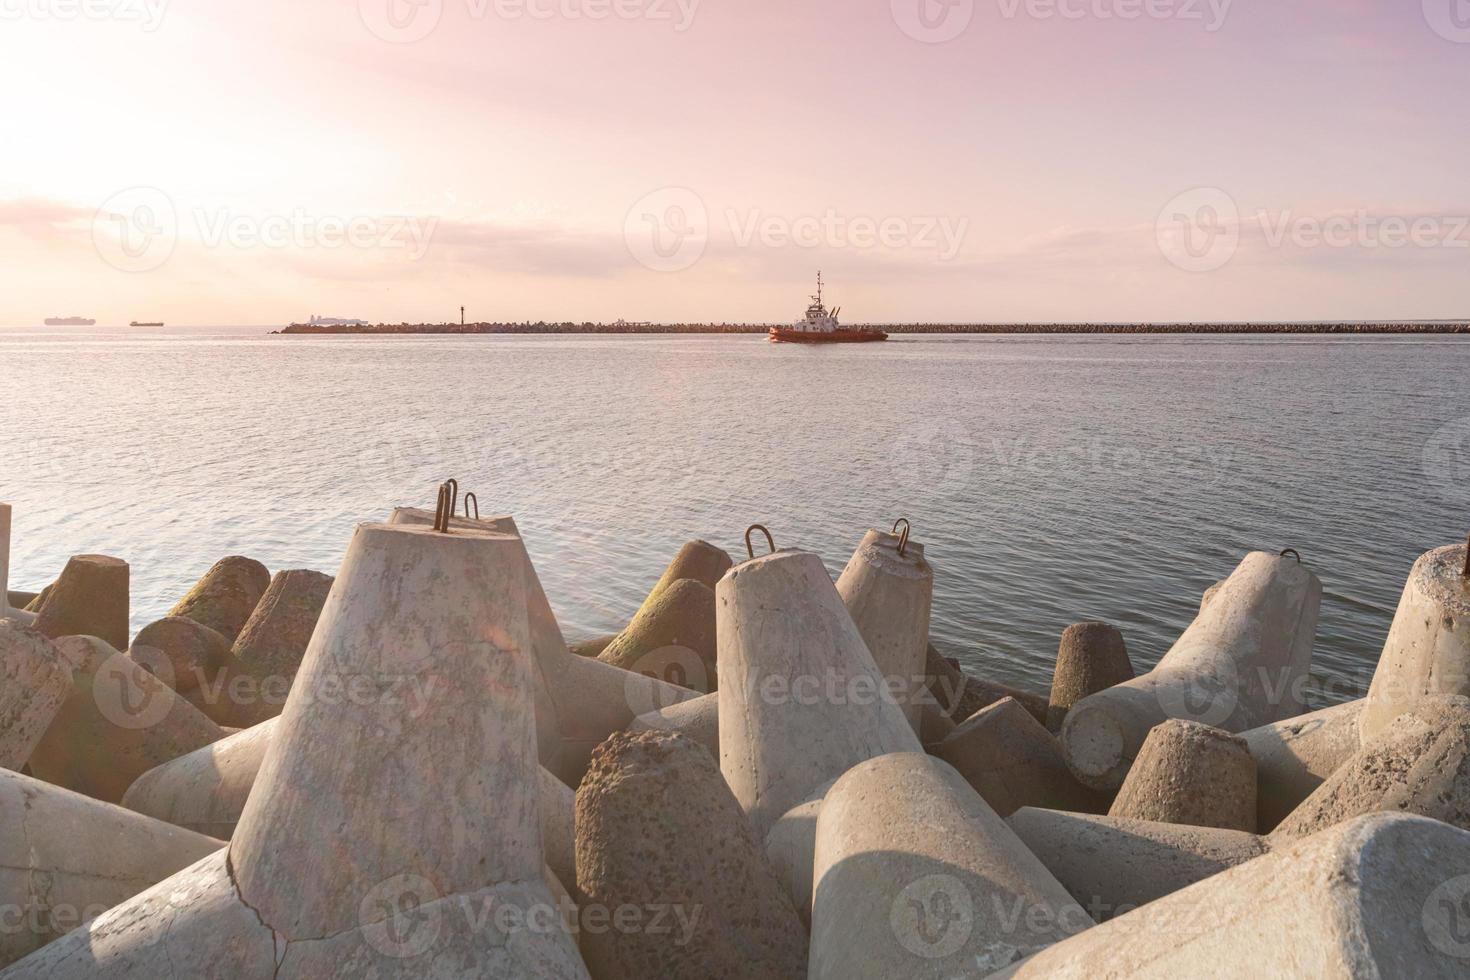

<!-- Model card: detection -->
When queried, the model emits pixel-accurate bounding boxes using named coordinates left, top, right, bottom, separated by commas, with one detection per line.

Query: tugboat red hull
left=768, top=327, right=888, bottom=344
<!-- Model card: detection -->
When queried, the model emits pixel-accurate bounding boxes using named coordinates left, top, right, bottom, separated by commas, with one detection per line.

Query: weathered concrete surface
left=811, top=754, right=1091, bottom=979
left=0, top=504, right=9, bottom=613
left=34, top=555, right=130, bottom=651
left=1271, top=696, right=1470, bottom=840
left=994, top=813, right=1470, bottom=979
left=763, top=779, right=834, bottom=927
left=1047, top=622, right=1134, bottom=732
left=122, top=714, right=579, bottom=885
left=166, top=556, right=270, bottom=644
left=127, top=615, right=231, bottom=694
left=717, top=549, right=921, bottom=838
left=197, top=568, right=334, bottom=728
left=0, top=769, right=223, bottom=967
left=28, top=637, right=225, bottom=803
left=1061, top=551, right=1321, bottom=791
left=388, top=505, right=696, bottom=787
left=1241, top=699, right=1365, bottom=832
left=1361, top=543, right=1470, bottom=744
left=919, top=700, right=956, bottom=747
left=24, top=586, right=50, bottom=613
left=1108, top=719, right=1257, bottom=832
left=935, top=697, right=1105, bottom=817
left=0, top=620, right=72, bottom=771
left=1007, top=808, right=1269, bottom=920
left=576, top=731, right=806, bottom=980
left=597, top=578, right=717, bottom=693
left=836, top=528, right=933, bottom=730
left=637, top=539, right=734, bottom=610
left=628, top=689, right=718, bottom=758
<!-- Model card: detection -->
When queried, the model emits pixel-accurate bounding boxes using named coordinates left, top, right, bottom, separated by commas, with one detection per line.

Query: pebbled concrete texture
left=1108, top=719, right=1258, bottom=832
left=836, top=528, right=933, bottom=730
left=166, top=556, right=270, bottom=645
left=0, top=768, right=224, bottom=968
left=1270, top=695, right=1470, bottom=841
left=992, top=813, right=1470, bottom=979
left=1241, top=699, right=1365, bottom=832
left=1060, top=551, right=1321, bottom=792
left=28, top=636, right=224, bottom=803
left=1047, top=622, right=1134, bottom=732
left=1361, top=543, right=1470, bottom=745
left=1006, top=808, right=1269, bottom=921
left=34, top=555, right=130, bottom=652
left=810, top=753, right=1091, bottom=979
left=716, top=549, right=921, bottom=839
left=575, top=730, right=807, bottom=980
left=0, top=619, right=72, bottom=771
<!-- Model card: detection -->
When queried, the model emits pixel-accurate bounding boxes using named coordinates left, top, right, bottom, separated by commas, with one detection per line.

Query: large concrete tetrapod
left=1060, top=551, right=1321, bottom=790
left=809, top=753, right=1091, bottom=979
left=166, top=556, right=271, bottom=644
left=1360, top=542, right=1470, bottom=744
left=0, top=769, right=223, bottom=968
left=0, top=619, right=73, bottom=771
left=33, top=555, right=130, bottom=651
left=835, top=527, right=933, bottom=730
left=4, top=522, right=590, bottom=978
left=717, top=549, right=921, bottom=839
left=1240, top=698, right=1364, bottom=832
left=388, top=505, right=697, bottom=785
left=994, top=813, right=1470, bottom=978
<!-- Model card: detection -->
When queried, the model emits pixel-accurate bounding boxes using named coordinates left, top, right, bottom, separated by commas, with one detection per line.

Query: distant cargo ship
left=768, top=273, right=886, bottom=344
left=130, top=320, right=164, bottom=327
left=44, top=316, right=96, bottom=326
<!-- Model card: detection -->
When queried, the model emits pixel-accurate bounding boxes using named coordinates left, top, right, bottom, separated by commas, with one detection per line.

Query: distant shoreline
left=275, top=321, right=1470, bottom=336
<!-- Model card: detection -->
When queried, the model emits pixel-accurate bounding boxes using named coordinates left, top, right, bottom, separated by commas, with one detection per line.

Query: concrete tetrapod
left=1360, top=542, right=1470, bottom=744
left=1006, top=808, right=1269, bottom=921
left=0, top=768, right=224, bottom=968
left=166, top=555, right=270, bottom=644
left=835, top=528, right=933, bottom=730
left=717, top=549, right=922, bottom=839
left=5, top=521, right=590, bottom=978
left=0, top=620, right=73, bottom=771
left=28, top=636, right=225, bottom=803
left=1046, top=622, right=1134, bottom=732
left=934, top=697, right=1105, bottom=818
left=993, top=812, right=1470, bottom=979
left=126, top=615, right=232, bottom=694
left=387, top=505, right=697, bottom=786
left=638, top=539, right=734, bottom=606
left=763, top=778, right=835, bottom=927
left=575, top=731, right=807, bottom=980
left=33, top=555, right=130, bottom=651
left=1060, top=551, right=1321, bottom=791
left=120, top=715, right=579, bottom=891
left=627, top=689, right=718, bottom=758
left=1270, top=695, right=1470, bottom=840
left=1240, top=698, right=1365, bottom=832
left=596, top=577, right=717, bottom=693
left=810, top=753, right=1091, bottom=979
left=1108, top=719, right=1258, bottom=832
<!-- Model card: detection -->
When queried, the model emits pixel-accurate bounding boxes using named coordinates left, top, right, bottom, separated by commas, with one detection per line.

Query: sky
left=1, top=0, right=1467, bottom=324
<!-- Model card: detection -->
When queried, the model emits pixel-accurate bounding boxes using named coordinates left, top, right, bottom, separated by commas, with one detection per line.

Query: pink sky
left=1, top=0, right=1467, bottom=324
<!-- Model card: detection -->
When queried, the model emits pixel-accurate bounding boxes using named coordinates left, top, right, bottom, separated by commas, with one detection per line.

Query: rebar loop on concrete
left=433, top=483, right=454, bottom=534
left=892, top=518, right=912, bottom=558
left=746, top=524, right=775, bottom=560
left=463, top=492, right=479, bottom=521
left=1280, top=548, right=1302, bottom=564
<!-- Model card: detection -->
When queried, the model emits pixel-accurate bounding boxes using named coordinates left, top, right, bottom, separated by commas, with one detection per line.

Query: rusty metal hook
left=745, top=524, right=775, bottom=560
left=443, top=479, right=459, bottom=519
left=433, top=483, right=453, bottom=533
left=463, top=492, right=479, bottom=521
left=892, top=518, right=912, bottom=558
left=1280, top=548, right=1301, bottom=564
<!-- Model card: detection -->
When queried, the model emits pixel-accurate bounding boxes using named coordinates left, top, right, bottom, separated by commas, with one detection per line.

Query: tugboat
left=768, top=272, right=887, bottom=344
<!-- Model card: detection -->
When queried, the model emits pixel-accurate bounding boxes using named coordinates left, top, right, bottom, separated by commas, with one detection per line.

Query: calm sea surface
left=4, top=326, right=1467, bottom=708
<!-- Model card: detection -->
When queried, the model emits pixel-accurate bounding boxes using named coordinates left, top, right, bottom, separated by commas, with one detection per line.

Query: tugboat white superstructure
left=768, top=272, right=887, bottom=344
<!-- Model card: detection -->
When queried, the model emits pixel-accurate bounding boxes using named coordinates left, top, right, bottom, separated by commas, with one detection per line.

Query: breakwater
left=276, top=320, right=1470, bottom=335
